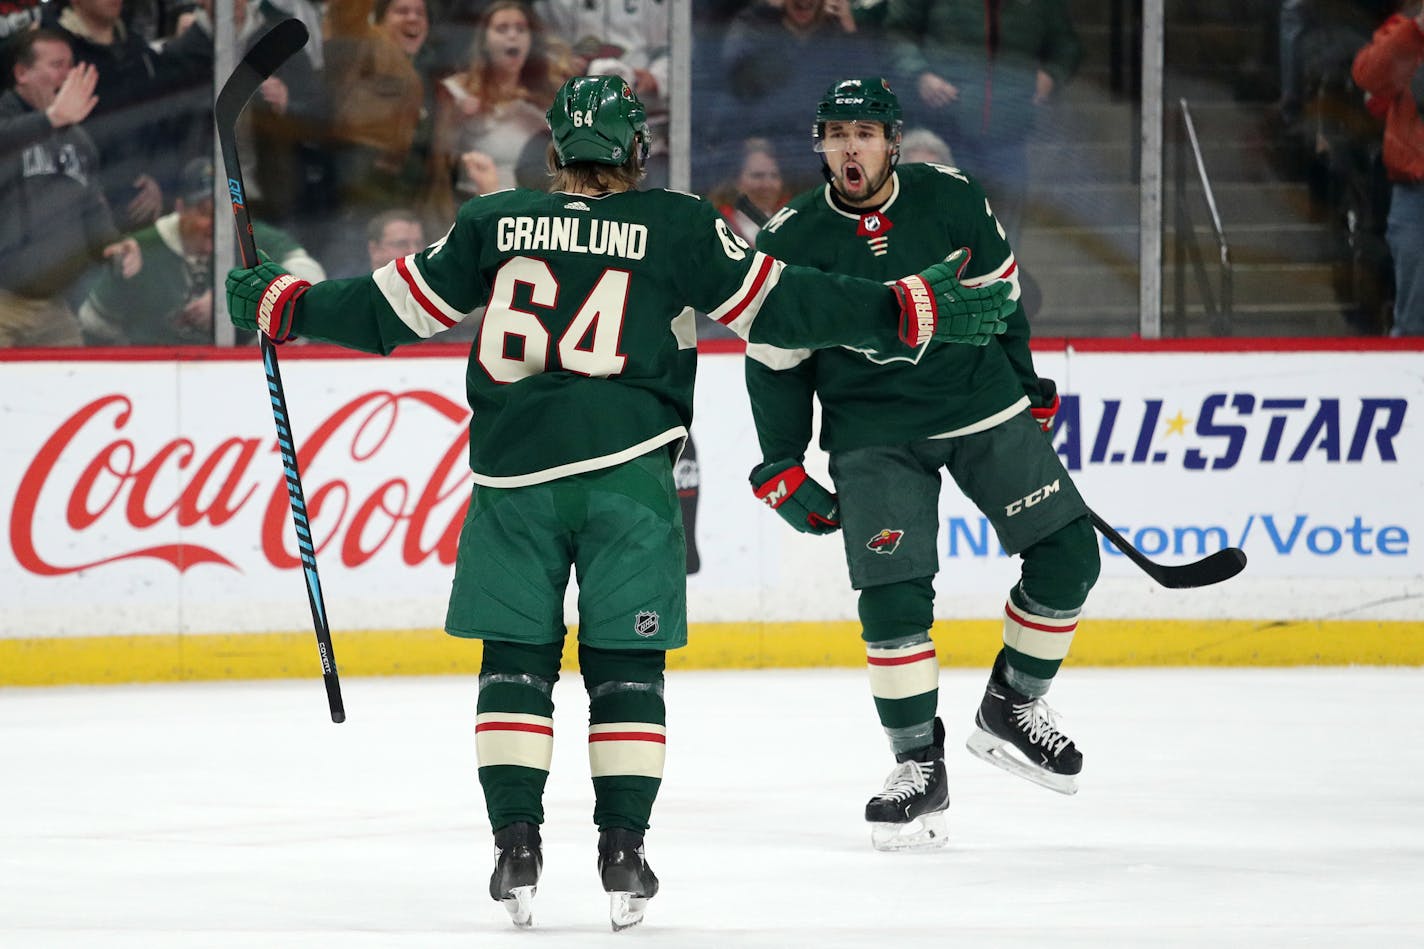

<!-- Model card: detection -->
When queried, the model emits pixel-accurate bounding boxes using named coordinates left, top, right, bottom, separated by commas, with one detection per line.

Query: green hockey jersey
left=748, top=162, right=1041, bottom=461
left=288, top=186, right=913, bottom=485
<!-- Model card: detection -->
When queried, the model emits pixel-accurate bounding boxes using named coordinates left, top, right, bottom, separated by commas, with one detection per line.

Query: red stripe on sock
left=866, top=648, right=937, bottom=666
left=476, top=722, right=553, bottom=736
left=1004, top=602, right=1078, bottom=634
left=588, top=731, right=667, bottom=744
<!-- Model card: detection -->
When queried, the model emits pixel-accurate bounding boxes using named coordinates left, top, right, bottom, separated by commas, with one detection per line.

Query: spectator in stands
left=44, top=0, right=174, bottom=230
left=886, top=0, right=1081, bottom=245
left=900, top=125, right=955, bottom=165
left=0, top=0, right=44, bottom=46
left=324, top=0, right=434, bottom=205
left=80, top=158, right=324, bottom=345
left=1353, top=3, right=1424, bottom=335
left=367, top=207, right=426, bottom=271
left=720, top=0, right=880, bottom=193
left=0, top=28, right=139, bottom=347
left=435, top=1, right=564, bottom=204
left=323, top=0, right=442, bottom=267
left=535, top=0, right=669, bottom=184
left=713, top=136, right=788, bottom=245
left=160, top=0, right=331, bottom=241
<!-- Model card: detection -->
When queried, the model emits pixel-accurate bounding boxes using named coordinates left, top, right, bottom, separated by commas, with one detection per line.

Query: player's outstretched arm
left=227, top=256, right=429, bottom=355
left=891, top=248, right=1015, bottom=347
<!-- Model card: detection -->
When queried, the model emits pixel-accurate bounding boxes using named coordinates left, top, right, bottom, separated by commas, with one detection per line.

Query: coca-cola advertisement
left=5, top=345, right=1420, bottom=649
left=0, top=349, right=780, bottom=641
left=2, top=353, right=489, bottom=636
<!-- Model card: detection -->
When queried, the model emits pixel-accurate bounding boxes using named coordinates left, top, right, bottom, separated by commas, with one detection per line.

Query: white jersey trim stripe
left=470, top=427, right=687, bottom=488
left=960, top=253, right=1022, bottom=302
left=927, top=397, right=1029, bottom=440
left=371, top=254, right=465, bottom=337
left=708, top=252, right=785, bottom=337
left=746, top=341, right=812, bottom=370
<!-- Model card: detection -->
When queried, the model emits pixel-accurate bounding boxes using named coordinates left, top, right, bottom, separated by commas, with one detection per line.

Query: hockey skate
left=489, top=822, right=542, bottom=928
left=597, top=828, right=659, bottom=931
left=864, top=718, right=949, bottom=851
left=966, top=653, right=1082, bottom=795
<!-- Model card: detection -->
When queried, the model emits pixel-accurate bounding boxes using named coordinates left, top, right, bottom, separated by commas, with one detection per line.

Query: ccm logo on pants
left=1005, top=479, right=1060, bottom=517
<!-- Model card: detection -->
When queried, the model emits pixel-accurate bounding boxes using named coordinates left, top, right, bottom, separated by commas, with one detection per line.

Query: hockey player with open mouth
left=225, top=72, right=1015, bottom=928
left=745, top=77, right=1102, bottom=851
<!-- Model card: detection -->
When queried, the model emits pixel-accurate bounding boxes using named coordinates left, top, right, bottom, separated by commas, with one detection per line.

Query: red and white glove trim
left=1030, top=391, right=1061, bottom=433
left=753, top=464, right=808, bottom=509
left=257, top=273, right=310, bottom=343
left=891, top=273, right=938, bottom=347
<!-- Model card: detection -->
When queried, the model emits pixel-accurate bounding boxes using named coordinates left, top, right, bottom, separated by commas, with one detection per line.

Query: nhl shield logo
left=634, top=611, right=660, bottom=638
left=856, top=212, right=892, bottom=237
left=866, top=528, right=905, bottom=555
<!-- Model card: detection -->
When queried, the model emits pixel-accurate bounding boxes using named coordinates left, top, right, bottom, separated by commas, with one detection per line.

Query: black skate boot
left=966, top=652, right=1083, bottom=795
left=864, top=718, right=949, bottom=851
left=597, top=828, right=659, bottom=931
left=489, top=822, right=542, bottom=928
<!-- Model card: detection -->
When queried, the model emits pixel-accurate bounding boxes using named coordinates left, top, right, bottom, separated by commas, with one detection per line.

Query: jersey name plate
left=496, top=216, right=649, bottom=260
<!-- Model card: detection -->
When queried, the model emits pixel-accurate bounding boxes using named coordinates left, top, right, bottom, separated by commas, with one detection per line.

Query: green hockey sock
left=476, top=640, right=561, bottom=830
left=581, top=644, right=666, bottom=833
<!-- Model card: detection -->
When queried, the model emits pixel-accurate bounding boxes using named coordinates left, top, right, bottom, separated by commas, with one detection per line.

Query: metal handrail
left=1173, top=98, right=1234, bottom=335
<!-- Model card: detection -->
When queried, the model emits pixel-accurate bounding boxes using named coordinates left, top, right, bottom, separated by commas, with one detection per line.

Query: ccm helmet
left=546, top=74, right=650, bottom=168
left=813, top=77, right=904, bottom=149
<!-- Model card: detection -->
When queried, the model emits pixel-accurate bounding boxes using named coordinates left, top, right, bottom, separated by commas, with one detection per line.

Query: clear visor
left=814, top=120, right=891, bottom=154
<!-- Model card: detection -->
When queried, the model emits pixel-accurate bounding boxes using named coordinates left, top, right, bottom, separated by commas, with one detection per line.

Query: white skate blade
left=500, top=885, right=535, bottom=928
left=608, top=892, right=649, bottom=932
left=869, top=811, right=949, bottom=852
left=966, top=727, right=1078, bottom=795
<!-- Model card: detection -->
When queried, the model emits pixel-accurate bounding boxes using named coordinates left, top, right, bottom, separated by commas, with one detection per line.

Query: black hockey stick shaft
left=216, top=19, right=345, bottom=723
left=1088, top=508, right=1247, bottom=589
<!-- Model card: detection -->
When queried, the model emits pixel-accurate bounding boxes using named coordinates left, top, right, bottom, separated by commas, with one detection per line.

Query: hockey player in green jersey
left=224, top=75, right=1014, bottom=929
left=746, top=78, right=1102, bottom=851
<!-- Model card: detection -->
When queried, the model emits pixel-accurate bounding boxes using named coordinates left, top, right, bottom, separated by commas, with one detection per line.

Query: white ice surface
left=2, top=668, right=1422, bottom=948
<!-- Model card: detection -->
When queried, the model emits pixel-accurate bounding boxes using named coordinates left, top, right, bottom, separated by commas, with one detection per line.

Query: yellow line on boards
left=1, top=619, right=1420, bottom=687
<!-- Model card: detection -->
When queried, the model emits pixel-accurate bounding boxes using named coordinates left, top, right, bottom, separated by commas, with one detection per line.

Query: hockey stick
left=1089, top=508, right=1246, bottom=589
left=216, top=18, right=345, bottom=723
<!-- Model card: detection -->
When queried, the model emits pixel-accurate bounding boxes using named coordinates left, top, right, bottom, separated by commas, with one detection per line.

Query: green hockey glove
left=1030, top=377, right=1060, bottom=437
left=226, top=254, right=310, bottom=342
left=750, top=459, right=840, bottom=535
left=891, top=248, right=1014, bottom=347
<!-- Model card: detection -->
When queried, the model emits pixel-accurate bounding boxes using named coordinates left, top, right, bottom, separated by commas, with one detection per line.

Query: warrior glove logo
left=634, top=611, right=660, bottom=638
left=866, top=528, right=905, bottom=554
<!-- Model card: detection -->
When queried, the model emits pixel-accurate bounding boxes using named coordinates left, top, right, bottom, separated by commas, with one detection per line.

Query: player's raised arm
left=675, top=199, right=1012, bottom=352
left=226, top=210, right=491, bottom=355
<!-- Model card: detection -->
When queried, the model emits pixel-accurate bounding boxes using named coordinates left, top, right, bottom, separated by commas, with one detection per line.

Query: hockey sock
left=580, top=644, right=666, bottom=834
left=1003, top=516, right=1100, bottom=694
left=859, top=578, right=939, bottom=757
left=476, top=639, right=562, bottom=830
